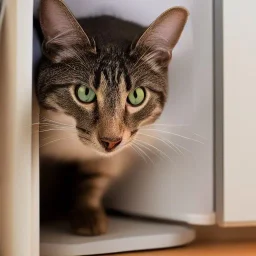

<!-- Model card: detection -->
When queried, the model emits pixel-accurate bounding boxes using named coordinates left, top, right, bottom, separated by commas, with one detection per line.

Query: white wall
left=220, top=0, right=256, bottom=225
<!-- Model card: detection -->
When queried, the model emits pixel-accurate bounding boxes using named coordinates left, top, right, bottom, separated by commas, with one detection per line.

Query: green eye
left=127, top=87, right=146, bottom=106
left=76, top=85, right=96, bottom=103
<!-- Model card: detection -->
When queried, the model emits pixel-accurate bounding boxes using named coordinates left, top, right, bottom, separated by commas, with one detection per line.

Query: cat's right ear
left=134, top=7, right=189, bottom=68
left=40, top=0, right=94, bottom=62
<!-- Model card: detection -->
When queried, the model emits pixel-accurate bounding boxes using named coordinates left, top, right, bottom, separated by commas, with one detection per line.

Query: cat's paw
left=70, top=207, right=108, bottom=236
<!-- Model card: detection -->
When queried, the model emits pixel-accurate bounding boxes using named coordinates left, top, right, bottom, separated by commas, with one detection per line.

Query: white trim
left=41, top=217, right=195, bottom=256
left=178, top=213, right=216, bottom=225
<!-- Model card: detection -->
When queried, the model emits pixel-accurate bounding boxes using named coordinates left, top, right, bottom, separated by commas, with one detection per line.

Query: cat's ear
left=135, top=7, right=189, bottom=67
left=40, top=0, right=94, bottom=62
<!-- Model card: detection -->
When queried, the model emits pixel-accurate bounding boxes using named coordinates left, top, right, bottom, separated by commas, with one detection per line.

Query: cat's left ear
left=135, top=7, right=189, bottom=66
left=40, top=0, right=94, bottom=62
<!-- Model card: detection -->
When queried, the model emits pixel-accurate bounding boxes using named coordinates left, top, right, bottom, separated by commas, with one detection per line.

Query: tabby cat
left=37, top=0, right=188, bottom=236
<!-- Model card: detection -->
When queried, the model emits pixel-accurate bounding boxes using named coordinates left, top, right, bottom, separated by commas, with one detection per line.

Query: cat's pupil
left=85, top=87, right=89, bottom=95
left=134, top=90, right=138, bottom=98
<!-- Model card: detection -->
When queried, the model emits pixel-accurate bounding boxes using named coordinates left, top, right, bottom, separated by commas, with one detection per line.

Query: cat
left=37, top=0, right=188, bottom=236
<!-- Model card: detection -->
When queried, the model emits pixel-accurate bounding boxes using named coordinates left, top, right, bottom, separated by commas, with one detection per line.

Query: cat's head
left=37, top=0, right=188, bottom=155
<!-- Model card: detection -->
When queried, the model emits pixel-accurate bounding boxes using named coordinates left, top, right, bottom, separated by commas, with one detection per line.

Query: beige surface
left=111, top=242, right=256, bottom=256
left=0, top=0, right=34, bottom=256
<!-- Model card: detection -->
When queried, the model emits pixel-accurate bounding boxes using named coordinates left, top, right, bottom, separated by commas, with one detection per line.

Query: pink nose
left=100, top=137, right=122, bottom=151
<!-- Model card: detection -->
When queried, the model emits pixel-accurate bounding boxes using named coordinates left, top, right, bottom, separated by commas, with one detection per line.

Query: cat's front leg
left=70, top=172, right=111, bottom=236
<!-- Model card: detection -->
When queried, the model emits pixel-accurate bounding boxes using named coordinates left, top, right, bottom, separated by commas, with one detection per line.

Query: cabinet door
left=216, top=0, right=256, bottom=226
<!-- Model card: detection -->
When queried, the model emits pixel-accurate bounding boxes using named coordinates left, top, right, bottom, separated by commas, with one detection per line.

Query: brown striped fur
left=38, top=0, right=188, bottom=235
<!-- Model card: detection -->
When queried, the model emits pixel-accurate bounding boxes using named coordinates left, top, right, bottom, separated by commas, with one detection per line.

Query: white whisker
left=175, top=143, right=193, bottom=154
left=133, top=143, right=153, bottom=164
left=140, top=129, right=204, bottom=144
left=143, top=124, right=206, bottom=140
left=40, top=133, right=77, bottom=141
left=131, top=144, right=148, bottom=164
left=40, top=135, right=57, bottom=141
left=138, top=132, right=181, bottom=155
left=174, top=143, right=197, bottom=163
left=39, top=135, right=76, bottom=148
left=34, top=128, right=76, bottom=134
left=40, top=117, right=75, bottom=127
left=134, top=140, right=164, bottom=161
left=161, top=137, right=184, bottom=156
left=144, top=124, right=188, bottom=127
left=32, top=122, right=74, bottom=128
left=135, top=138, right=174, bottom=163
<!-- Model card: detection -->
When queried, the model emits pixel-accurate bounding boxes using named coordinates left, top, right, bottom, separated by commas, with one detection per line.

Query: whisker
left=130, top=144, right=145, bottom=162
left=40, top=117, right=75, bottom=127
left=184, top=131, right=206, bottom=140
left=140, top=129, right=204, bottom=144
left=40, top=135, right=57, bottom=141
left=174, top=143, right=193, bottom=154
left=34, top=125, right=74, bottom=132
left=138, top=134, right=197, bottom=163
left=39, top=124, right=75, bottom=129
left=131, top=144, right=148, bottom=164
left=160, top=137, right=184, bottom=156
left=39, top=128, right=75, bottom=132
left=138, top=132, right=181, bottom=155
left=133, top=144, right=153, bottom=165
left=135, top=138, right=174, bottom=163
left=34, top=128, right=76, bottom=134
left=157, top=135, right=184, bottom=155
left=39, top=135, right=76, bottom=148
left=134, top=140, right=164, bottom=161
left=143, top=124, right=188, bottom=128
left=32, top=122, right=74, bottom=128
left=174, top=143, right=197, bottom=163
left=143, top=124, right=206, bottom=140
left=40, top=133, right=76, bottom=141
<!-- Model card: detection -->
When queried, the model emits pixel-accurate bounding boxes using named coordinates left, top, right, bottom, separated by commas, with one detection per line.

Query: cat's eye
left=127, top=87, right=146, bottom=106
left=75, top=85, right=96, bottom=103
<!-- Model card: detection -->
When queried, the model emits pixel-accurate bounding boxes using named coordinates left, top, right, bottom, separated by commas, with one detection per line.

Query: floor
left=110, top=242, right=256, bottom=256
left=109, top=224, right=256, bottom=256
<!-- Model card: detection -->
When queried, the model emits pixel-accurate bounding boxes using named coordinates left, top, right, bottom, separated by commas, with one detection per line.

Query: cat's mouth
left=99, top=137, right=122, bottom=152
left=98, top=129, right=138, bottom=154
left=77, top=128, right=138, bottom=154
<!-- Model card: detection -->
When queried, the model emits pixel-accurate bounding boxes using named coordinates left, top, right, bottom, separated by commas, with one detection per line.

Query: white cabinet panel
left=216, top=0, right=256, bottom=226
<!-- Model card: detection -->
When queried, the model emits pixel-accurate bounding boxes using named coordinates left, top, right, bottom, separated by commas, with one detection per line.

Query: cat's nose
left=100, top=137, right=122, bottom=151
